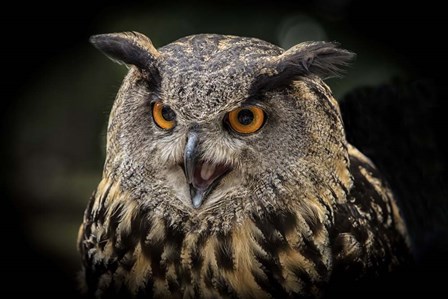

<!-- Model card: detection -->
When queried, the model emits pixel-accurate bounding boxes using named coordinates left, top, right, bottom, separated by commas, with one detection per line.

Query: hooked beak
left=183, top=131, right=231, bottom=209
left=184, top=131, right=199, bottom=186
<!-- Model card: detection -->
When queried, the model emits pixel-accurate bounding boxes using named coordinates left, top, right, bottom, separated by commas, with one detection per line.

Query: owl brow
left=240, top=96, right=266, bottom=106
left=141, top=67, right=162, bottom=88
left=248, top=72, right=300, bottom=97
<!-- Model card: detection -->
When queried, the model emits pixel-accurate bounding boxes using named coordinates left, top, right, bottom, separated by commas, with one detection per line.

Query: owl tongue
left=192, top=161, right=230, bottom=191
left=200, top=162, right=216, bottom=181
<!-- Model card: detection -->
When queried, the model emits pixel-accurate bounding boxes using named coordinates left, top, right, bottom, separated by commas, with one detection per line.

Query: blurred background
left=1, top=0, right=446, bottom=296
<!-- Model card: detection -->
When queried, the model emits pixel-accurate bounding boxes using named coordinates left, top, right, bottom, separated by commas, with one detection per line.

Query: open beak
left=183, top=131, right=231, bottom=208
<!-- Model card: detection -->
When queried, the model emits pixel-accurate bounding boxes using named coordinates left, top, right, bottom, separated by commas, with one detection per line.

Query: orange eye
left=227, top=106, right=265, bottom=134
left=152, top=101, right=176, bottom=130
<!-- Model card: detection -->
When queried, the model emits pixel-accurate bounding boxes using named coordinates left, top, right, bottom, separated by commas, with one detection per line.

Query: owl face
left=93, top=32, right=354, bottom=217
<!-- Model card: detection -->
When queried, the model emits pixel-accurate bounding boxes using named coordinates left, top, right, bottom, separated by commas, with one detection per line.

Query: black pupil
left=237, top=109, right=254, bottom=125
left=162, top=106, right=176, bottom=121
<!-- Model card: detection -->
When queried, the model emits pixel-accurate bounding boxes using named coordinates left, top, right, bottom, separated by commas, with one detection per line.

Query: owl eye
left=227, top=106, right=265, bottom=134
left=152, top=101, right=176, bottom=130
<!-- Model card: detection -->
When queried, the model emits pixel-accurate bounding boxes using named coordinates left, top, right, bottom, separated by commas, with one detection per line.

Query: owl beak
left=184, top=131, right=199, bottom=186
left=184, top=131, right=204, bottom=208
left=183, top=131, right=231, bottom=209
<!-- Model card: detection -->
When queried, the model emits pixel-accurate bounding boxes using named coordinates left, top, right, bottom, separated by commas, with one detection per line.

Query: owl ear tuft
left=277, top=41, right=356, bottom=80
left=251, top=42, right=355, bottom=94
left=90, top=32, right=160, bottom=70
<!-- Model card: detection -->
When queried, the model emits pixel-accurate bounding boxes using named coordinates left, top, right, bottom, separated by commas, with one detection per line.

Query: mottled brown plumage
left=78, top=32, right=410, bottom=298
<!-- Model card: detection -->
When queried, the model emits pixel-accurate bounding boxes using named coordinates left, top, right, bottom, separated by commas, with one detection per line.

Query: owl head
left=92, top=32, right=355, bottom=231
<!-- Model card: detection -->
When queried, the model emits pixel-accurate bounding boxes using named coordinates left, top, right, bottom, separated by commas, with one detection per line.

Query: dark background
left=1, top=0, right=446, bottom=296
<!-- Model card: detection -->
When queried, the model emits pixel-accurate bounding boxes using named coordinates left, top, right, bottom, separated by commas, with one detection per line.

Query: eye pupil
left=162, top=106, right=176, bottom=121
left=237, top=109, right=254, bottom=125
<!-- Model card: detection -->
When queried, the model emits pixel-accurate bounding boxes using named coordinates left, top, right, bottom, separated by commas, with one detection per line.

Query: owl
left=78, top=32, right=410, bottom=298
